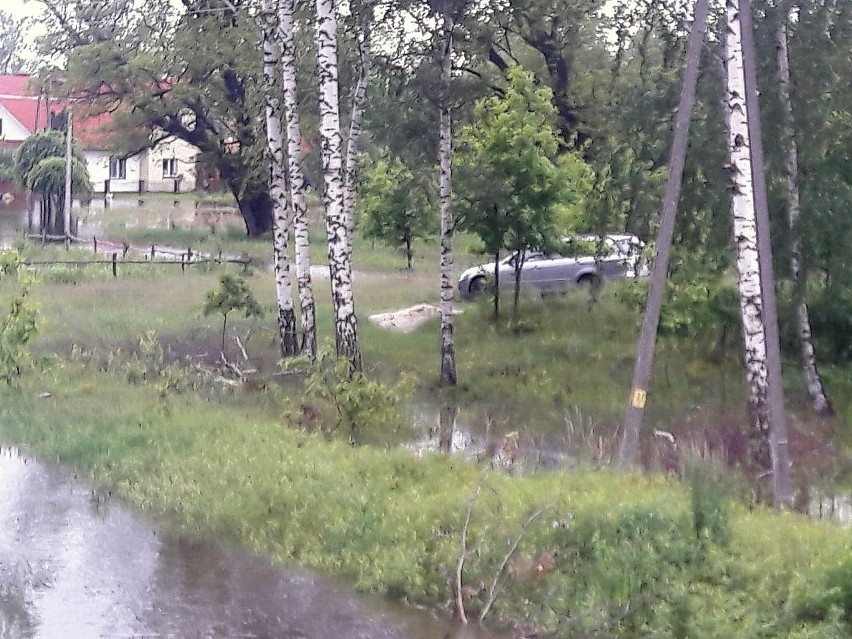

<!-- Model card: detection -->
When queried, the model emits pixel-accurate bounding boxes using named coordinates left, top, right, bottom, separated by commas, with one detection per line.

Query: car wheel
left=468, top=276, right=490, bottom=296
left=577, top=274, right=601, bottom=290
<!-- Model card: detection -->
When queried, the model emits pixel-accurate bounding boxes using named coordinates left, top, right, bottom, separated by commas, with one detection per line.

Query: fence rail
left=22, top=236, right=253, bottom=277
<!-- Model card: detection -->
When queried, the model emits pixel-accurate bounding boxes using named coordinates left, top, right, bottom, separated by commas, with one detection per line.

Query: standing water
left=0, top=447, right=506, bottom=638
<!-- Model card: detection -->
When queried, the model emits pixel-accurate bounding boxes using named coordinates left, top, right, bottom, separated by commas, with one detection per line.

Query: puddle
left=808, top=492, right=852, bottom=526
left=0, top=446, right=506, bottom=639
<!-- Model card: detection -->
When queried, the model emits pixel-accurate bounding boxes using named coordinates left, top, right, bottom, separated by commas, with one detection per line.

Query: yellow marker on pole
left=631, top=389, right=647, bottom=409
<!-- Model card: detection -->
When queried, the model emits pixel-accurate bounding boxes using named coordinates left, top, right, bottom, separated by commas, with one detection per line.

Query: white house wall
left=0, top=103, right=36, bottom=145
left=145, top=137, right=199, bottom=192
left=85, top=151, right=143, bottom=193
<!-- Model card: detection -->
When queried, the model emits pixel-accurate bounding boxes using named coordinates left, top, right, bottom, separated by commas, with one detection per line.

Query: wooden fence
left=22, top=236, right=253, bottom=277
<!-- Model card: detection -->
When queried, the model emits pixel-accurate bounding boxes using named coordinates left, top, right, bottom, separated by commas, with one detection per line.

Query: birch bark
left=279, top=0, right=317, bottom=360
left=439, top=7, right=458, bottom=386
left=776, top=11, right=832, bottom=416
left=342, top=6, right=372, bottom=240
left=725, top=0, right=770, bottom=465
left=260, top=0, right=298, bottom=356
left=316, top=0, right=362, bottom=371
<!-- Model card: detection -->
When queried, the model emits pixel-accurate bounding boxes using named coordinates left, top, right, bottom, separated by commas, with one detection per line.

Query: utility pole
left=64, top=108, right=73, bottom=242
left=739, top=0, right=794, bottom=507
left=617, top=0, right=711, bottom=468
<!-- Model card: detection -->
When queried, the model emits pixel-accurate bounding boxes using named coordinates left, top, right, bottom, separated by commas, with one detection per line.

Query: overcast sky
left=4, top=0, right=43, bottom=20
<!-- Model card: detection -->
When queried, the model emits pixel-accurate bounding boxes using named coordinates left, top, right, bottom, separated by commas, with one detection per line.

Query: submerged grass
left=1, top=364, right=849, bottom=637
left=2, top=228, right=851, bottom=635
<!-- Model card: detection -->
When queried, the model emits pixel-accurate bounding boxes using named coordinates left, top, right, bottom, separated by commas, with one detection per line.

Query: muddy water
left=410, top=405, right=852, bottom=526
left=0, top=447, right=505, bottom=639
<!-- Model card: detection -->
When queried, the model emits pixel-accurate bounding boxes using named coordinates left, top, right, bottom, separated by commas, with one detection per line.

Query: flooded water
left=0, top=447, right=505, bottom=639
left=0, top=193, right=245, bottom=247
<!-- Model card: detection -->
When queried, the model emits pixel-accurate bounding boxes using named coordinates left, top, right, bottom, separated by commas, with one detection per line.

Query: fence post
left=112, top=252, right=117, bottom=278
left=151, top=244, right=155, bottom=260
left=181, top=254, right=186, bottom=273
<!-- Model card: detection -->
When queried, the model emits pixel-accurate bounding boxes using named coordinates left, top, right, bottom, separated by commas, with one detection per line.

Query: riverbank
left=1, top=362, right=850, bottom=637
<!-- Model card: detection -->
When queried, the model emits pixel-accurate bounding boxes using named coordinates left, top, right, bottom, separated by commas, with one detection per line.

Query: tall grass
left=0, top=364, right=849, bottom=637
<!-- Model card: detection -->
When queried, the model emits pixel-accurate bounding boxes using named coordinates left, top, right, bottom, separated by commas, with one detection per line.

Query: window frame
left=109, top=157, right=127, bottom=180
left=162, top=157, right=178, bottom=178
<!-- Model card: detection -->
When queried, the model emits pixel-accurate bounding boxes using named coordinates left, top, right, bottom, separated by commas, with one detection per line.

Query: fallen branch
left=194, top=364, right=241, bottom=387
left=479, top=502, right=556, bottom=623
left=454, top=477, right=485, bottom=624
left=233, top=335, right=251, bottom=363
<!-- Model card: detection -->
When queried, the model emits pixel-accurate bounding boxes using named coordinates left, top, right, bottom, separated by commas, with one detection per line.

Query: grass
left=0, top=362, right=849, bottom=637
left=1, top=226, right=851, bottom=634
left=13, top=235, right=852, bottom=490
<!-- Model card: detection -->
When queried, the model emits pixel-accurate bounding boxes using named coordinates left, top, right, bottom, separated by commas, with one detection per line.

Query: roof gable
left=0, top=74, right=51, bottom=137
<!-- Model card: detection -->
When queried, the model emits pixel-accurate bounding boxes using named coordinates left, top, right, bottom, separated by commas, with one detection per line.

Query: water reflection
left=808, top=492, right=852, bottom=526
left=0, top=447, right=505, bottom=639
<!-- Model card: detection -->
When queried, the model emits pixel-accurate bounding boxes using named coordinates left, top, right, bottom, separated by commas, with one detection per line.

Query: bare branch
left=478, top=502, right=556, bottom=623
left=454, top=476, right=484, bottom=624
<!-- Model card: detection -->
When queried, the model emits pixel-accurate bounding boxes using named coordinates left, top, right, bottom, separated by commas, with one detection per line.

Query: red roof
left=0, top=75, right=52, bottom=140
left=0, top=74, right=132, bottom=151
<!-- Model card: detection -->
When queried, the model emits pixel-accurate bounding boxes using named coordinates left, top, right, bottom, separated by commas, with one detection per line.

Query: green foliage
left=294, top=350, right=414, bottom=443
left=685, top=457, right=730, bottom=546
left=455, top=66, right=586, bottom=254
left=203, top=274, right=263, bottom=352
left=14, top=130, right=88, bottom=189
left=1, top=365, right=849, bottom=638
left=789, top=554, right=852, bottom=637
left=0, top=251, right=38, bottom=385
left=25, top=156, right=92, bottom=197
left=0, top=147, right=16, bottom=182
left=358, top=151, right=437, bottom=269
left=455, top=66, right=593, bottom=314
left=615, top=266, right=739, bottom=358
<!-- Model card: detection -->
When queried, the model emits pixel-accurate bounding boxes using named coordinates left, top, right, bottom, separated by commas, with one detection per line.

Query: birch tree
left=775, top=5, right=832, bottom=415
left=725, top=0, right=771, bottom=466
left=279, top=0, right=317, bottom=359
left=260, top=0, right=299, bottom=356
left=438, top=1, right=457, bottom=386
left=316, top=0, right=362, bottom=371
left=342, top=2, right=374, bottom=239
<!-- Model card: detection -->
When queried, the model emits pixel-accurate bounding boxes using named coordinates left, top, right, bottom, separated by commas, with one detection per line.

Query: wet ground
left=0, top=447, right=505, bottom=639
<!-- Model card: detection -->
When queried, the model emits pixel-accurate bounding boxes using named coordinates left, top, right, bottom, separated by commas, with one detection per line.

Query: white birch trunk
left=316, top=0, right=362, bottom=371
left=279, top=0, right=317, bottom=360
left=776, top=13, right=832, bottom=416
left=260, top=0, right=299, bottom=356
left=439, top=9, right=457, bottom=386
left=725, top=0, right=771, bottom=463
left=342, top=7, right=372, bottom=240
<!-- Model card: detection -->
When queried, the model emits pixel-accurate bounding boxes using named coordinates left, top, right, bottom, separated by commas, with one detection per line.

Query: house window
left=162, top=158, right=178, bottom=178
left=109, top=157, right=126, bottom=180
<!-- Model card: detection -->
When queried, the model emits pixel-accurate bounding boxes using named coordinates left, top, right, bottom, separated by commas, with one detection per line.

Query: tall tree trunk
left=225, top=177, right=275, bottom=237
left=260, top=0, right=298, bottom=357
left=492, top=250, right=501, bottom=320
left=316, top=0, right=362, bottom=371
left=279, top=0, right=317, bottom=360
left=739, top=0, right=793, bottom=507
left=63, top=108, right=73, bottom=238
left=342, top=5, right=373, bottom=239
left=438, top=7, right=457, bottom=386
left=725, top=0, right=771, bottom=468
left=776, top=10, right=832, bottom=416
left=512, top=250, right=525, bottom=320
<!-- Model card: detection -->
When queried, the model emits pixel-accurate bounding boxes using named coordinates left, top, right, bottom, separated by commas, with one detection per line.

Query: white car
left=458, top=234, right=648, bottom=299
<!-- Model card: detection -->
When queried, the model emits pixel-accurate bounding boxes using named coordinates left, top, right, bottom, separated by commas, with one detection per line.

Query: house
left=0, top=74, right=200, bottom=194
left=0, top=74, right=52, bottom=147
